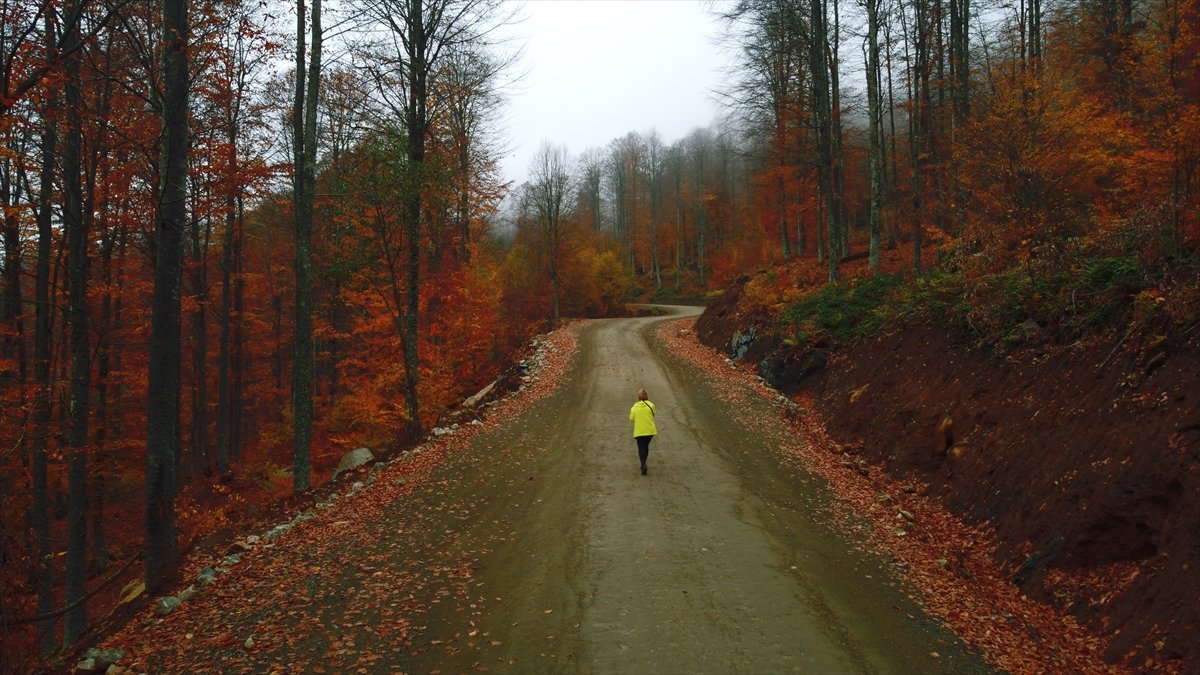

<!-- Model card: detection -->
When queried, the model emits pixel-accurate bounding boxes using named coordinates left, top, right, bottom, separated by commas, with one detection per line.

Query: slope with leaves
left=693, top=241, right=1200, bottom=671
left=93, top=323, right=583, bottom=672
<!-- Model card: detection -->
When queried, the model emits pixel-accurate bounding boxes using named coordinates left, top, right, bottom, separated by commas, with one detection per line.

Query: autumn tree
left=358, top=0, right=512, bottom=437
left=865, top=0, right=883, bottom=270
left=146, top=0, right=190, bottom=592
left=525, top=142, right=574, bottom=321
left=686, top=127, right=715, bottom=286
left=212, top=0, right=277, bottom=474
left=606, top=133, right=644, bottom=269
left=29, top=9, right=58, bottom=655
left=0, top=0, right=118, bottom=116
left=577, top=148, right=606, bottom=232
left=718, top=0, right=809, bottom=263
left=644, top=130, right=666, bottom=287
left=60, top=0, right=91, bottom=645
left=433, top=47, right=513, bottom=265
left=809, top=0, right=839, bottom=280
left=290, top=0, right=323, bottom=491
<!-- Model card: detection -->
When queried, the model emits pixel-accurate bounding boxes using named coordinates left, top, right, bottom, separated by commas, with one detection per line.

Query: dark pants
left=635, top=435, right=653, bottom=468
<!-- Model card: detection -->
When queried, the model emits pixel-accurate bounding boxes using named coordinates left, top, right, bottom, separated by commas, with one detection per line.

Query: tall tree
left=578, top=148, right=606, bottom=232
left=717, top=0, right=807, bottom=262
left=645, top=130, right=665, bottom=286
left=866, top=0, right=884, bottom=270
left=0, top=124, right=27, bottom=385
left=809, top=0, right=838, bottom=280
left=292, top=0, right=322, bottom=492
left=61, top=0, right=90, bottom=646
left=439, top=48, right=510, bottom=265
left=214, top=0, right=274, bottom=474
left=30, top=11, right=58, bottom=652
left=668, top=143, right=685, bottom=287
left=361, top=0, right=509, bottom=438
left=827, top=0, right=848, bottom=262
left=686, top=128, right=713, bottom=285
left=146, top=0, right=189, bottom=591
left=526, top=142, right=573, bottom=320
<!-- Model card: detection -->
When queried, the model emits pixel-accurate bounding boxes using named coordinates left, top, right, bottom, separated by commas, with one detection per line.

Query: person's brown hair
left=637, top=388, right=649, bottom=401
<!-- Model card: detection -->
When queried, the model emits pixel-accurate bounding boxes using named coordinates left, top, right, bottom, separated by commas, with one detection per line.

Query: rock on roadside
left=331, top=447, right=375, bottom=480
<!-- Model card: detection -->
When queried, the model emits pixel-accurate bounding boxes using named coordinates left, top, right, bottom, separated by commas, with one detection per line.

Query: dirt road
left=108, top=308, right=988, bottom=673
left=399, top=307, right=985, bottom=674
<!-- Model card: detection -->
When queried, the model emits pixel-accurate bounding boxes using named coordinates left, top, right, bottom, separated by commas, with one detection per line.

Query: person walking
left=629, top=388, right=657, bottom=475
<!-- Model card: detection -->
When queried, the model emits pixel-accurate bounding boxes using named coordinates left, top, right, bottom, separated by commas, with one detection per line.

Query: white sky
left=499, top=0, right=735, bottom=186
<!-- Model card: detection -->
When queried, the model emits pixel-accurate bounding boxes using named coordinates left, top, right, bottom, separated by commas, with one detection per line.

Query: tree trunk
left=550, top=258, right=561, bottom=321
left=146, top=0, right=188, bottom=592
left=867, top=0, right=883, bottom=271
left=829, top=0, right=848, bottom=262
left=190, top=214, right=209, bottom=476
left=292, top=0, right=322, bottom=492
left=91, top=209, right=117, bottom=572
left=61, top=0, right=90, bottom=644
left=31, top=24, right=57, bottom=648
left=816, top=177, right=826, bottom=263
left=0, top=166, right=24, bottom=384
left=401, top=0, right=427, bottom=440
left=217, top=192, right=234, bottom=474
left=231, top=196, right=246, bottom=463
left=811, top=0, right=838, bottom=282
left=885, top=7, right=900, bottom=250
left=457, top=145, right=472, bottom=264
left=906, top=0, right=927, bottom=275
left=650, top=197, right=661, bottom=286
left=796, top=206, right=806, bottom=256
left=674, top=157, right=682, bottom=288
left=778, top=169, right=792, bottom=260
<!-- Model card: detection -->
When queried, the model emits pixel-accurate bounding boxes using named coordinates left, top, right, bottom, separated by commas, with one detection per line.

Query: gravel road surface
left=403, top=307, right=986, bottom=674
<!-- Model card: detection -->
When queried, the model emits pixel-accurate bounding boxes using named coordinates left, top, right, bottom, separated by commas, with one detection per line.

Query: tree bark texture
left=401, top=0, right=427, bottom=439
left=293, top=0, right=322, bottom=492
left=61, top=0, right=90, bottom=644
left=867, top=0, right=883, bottom=271
left=146, top=0, right=188, bottom=592
left=32, top=35, right=57, bottom=647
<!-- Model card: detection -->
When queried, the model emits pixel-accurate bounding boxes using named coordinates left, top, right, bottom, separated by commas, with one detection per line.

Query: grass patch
left=781, top=273, right=903, bottom=345
left=766, top=245, right=1195, bottom=356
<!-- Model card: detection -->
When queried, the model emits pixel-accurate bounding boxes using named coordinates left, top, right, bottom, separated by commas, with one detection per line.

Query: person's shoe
left=641, top=465, right=648, bottom=475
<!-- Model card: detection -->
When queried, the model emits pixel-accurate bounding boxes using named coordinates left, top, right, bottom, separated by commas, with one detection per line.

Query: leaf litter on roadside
left=96, top=322, right=587, bottom=671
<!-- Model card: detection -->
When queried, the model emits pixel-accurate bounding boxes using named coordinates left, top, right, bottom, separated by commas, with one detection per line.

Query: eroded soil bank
left=697, top=278, right=1200, bottom=671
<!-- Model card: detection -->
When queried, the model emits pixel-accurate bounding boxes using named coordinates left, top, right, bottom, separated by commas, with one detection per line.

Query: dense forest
left=1, top=0, right=1197, bottom=669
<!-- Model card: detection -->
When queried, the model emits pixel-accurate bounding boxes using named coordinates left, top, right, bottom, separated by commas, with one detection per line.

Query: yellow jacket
left=630, top=401, right=657, bottom=437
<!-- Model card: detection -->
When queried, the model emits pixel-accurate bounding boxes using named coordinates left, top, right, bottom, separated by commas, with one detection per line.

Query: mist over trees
left=541, top=0, right=1197, bottom=290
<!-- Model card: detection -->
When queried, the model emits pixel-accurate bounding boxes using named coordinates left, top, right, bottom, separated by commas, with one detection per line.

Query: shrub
left=1080, top=255, right=1143, bottom=294
left=781, top=273, right=902, bottom=345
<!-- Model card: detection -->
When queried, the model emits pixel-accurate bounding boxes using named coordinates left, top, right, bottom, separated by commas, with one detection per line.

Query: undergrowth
left=776, top=247, right=1199, bottom=353
left=780, top=273, right=902, bottom=345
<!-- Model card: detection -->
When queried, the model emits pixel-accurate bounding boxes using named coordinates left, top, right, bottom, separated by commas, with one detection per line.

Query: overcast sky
left=499, top=1, right=735, bottom=187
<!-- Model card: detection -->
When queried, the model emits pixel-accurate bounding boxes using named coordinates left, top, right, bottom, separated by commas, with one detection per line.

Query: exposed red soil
left=809, top=323, right=1200, bottom=669
left=695, top=264, right=1200, bottom=673
left=661, top=319, right=1122, bottom=673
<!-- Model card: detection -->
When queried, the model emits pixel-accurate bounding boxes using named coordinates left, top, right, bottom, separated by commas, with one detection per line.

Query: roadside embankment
left=696, top=267, right=1200, bottom=672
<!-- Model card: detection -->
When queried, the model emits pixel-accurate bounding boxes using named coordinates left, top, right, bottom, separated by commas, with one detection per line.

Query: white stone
left=155, top=596, right=182, bottom=616
left=332, top=447, right=375, bottom=480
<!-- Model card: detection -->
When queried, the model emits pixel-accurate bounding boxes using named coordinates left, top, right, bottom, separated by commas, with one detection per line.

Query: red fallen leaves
left=658, top=317, right=1130, bottom=675
left=96, top=322, right=586, bottom=672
